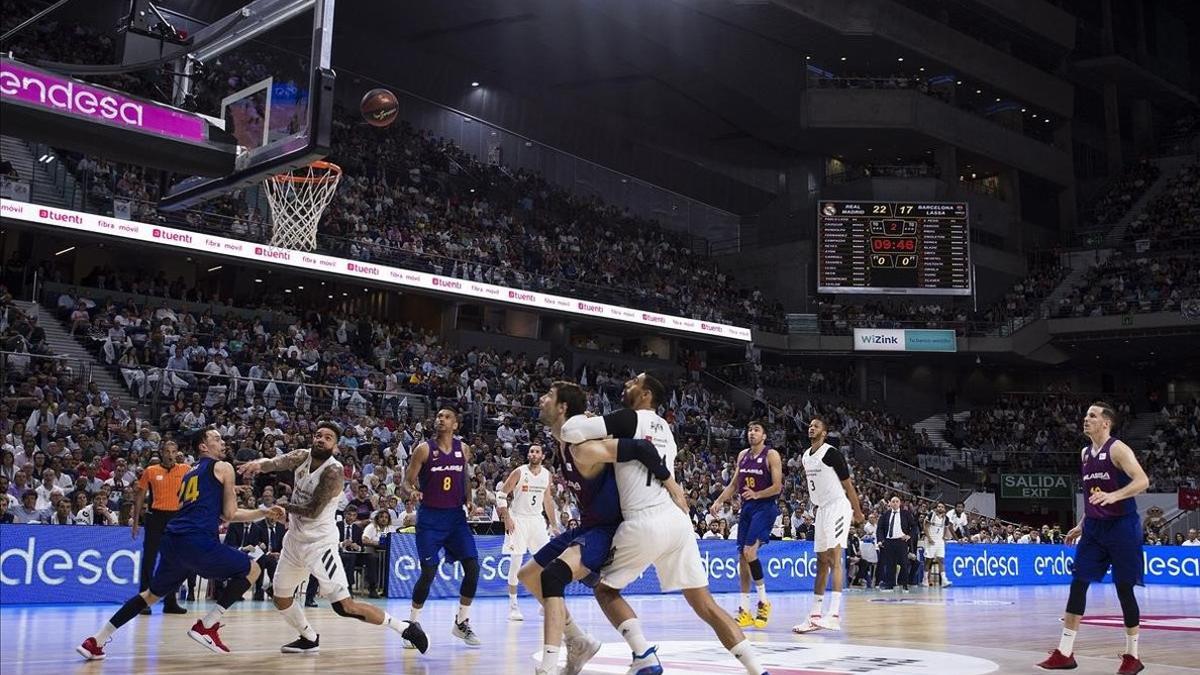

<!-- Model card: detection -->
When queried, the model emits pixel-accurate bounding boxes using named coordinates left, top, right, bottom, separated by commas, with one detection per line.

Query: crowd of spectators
left=1087, top=160, right=1162, bottom=230
left=1123, top=162, right=1200, bottom=248
left=1141, top=399, right=1200, bottom=493
left=1052, top=252, right=1200, bottom=318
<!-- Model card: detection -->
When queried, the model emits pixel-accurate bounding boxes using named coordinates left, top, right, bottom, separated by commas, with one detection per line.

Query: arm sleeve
left=560, top=408, right=638, bottom=444
left=822, top=447, right=851, bottom=481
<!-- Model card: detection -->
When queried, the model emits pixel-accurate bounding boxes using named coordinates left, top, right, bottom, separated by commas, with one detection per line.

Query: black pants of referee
left=141, top=509, right=186, bottom=610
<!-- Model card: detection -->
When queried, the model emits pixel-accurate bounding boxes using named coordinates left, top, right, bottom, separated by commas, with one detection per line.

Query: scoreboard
left=817, top=201, right=971, bottom=296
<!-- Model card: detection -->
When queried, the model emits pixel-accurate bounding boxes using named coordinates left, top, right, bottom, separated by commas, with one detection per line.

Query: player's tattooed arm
left=282, top=465, right=343, bottom=519
left=239, top=449, right=310, bottom=477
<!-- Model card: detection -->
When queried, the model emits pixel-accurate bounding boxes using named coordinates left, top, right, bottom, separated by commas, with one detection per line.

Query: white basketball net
left=263, top=161, right=341, bottom=251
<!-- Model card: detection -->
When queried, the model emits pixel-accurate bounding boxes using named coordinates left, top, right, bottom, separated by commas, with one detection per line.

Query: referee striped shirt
left=137, top=463, right=191, bottom=512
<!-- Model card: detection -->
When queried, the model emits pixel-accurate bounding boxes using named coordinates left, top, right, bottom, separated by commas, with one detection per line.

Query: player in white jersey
left=924, top=502, right=951, bottom=587
left=498, top=444, right=558, bottom=621
left=562, top=373, right=767, bottom=675
left=793, top=416, right=863, bottom=635
left=239, top=421, right=428, bottom=654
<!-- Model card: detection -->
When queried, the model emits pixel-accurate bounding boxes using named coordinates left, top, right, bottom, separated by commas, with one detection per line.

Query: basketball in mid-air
left=361, top=88, right=399, bottom=127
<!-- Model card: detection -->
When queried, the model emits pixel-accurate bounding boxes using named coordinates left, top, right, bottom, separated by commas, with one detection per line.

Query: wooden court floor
left=2, top=585, right=1197, bottom=674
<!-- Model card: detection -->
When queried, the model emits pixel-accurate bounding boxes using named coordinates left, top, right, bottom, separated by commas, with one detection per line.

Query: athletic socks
left=617, top=618, right=650, bottom=655
left=563, top=617, right=585, bottom=641
left=828, top=591, right=842, bottom=617
left=93, top=622, right=118, bottom=644
left=1125, top=632, right=1139, bottom=658
left=382, top=612, right=409, bottom=635
left=409, top=606, right=421, bottom=623
left=730, top=639, right=764, bottom=675
left=809, top=594, right=824, bottom=617
left=540, top=645, right=560, bottom=670
left=279, top=602, right=318, bottom=641
left=509, top=592, right=518, bottom=607
left=740, top=592, right=751, bottom=610
left=756, top=582, right=768, bottom=604
left=1058, top=627, right=1077, bottom=657
left=201, top=604, right=228, bottom=629
left=455, top=603, right=471, bottom=624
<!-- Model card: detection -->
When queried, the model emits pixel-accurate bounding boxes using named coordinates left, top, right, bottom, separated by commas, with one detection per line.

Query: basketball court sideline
left=3, top=586, right=1197, bottom=674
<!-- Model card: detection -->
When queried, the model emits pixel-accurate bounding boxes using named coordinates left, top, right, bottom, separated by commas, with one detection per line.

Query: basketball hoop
left=263, top=160, right=342, bottom=251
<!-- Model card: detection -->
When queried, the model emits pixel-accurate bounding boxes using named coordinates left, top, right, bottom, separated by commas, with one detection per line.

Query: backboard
left=157, top=0, right=335, bottom=211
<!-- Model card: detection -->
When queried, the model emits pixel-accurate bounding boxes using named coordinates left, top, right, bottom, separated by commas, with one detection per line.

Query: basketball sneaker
left=791, top=615, right=823, bottom=634
left=401, top=621, right=429, bottom=653
left=626, top=645, right=663, bottom=675
left=187, top=620, right=230, bottom=654
left=1117, top=654, right=1145, bottom=675
left=281, top=634, right=319, bottom=654
left=535, top=667, right=560, bottom=675
left=563, top=633, right=602, bottom=675
left=401, top=621, right=424, bottom=651
left=452, top=618, right=481, bottom=646
left=1036, top=649, right=1078, bottom=669
left=753, top=601, right=772, bottom=628
left=814, top=614, right=841, bottom=631
left=76, top=637, right=107, bottom=661
left=735, top=607, right=755, bottom=628
left=508, top=605, right=524, bottom=621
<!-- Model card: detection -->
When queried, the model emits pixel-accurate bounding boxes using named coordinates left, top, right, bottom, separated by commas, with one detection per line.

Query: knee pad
left=1115, top=583, right=1140, bottom=628
left=331, top=600, right=368, bottom=622
left=460, top=557, right=480, bottom=599
left=748, top=559, right=764, bottom=582
left=541, top=559, right=573, bottom=598
left=1065, top=578, right=1089, bottom=616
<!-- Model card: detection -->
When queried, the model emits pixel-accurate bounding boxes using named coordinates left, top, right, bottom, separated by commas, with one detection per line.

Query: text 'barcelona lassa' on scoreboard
left=817, top=201, right=971, bottom=296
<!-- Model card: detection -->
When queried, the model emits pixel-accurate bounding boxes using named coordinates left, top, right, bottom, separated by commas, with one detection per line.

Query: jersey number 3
left=178, top=476, right=199, bottom=505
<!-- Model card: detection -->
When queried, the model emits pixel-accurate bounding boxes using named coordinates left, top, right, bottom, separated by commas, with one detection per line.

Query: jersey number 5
left=178, top=476, right=199, bottom=504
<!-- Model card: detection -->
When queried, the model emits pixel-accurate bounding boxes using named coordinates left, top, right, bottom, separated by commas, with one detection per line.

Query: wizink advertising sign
left=853, top=328, right=957, bottom=352
left=0, top=58, right=207, bottom=143
left=0, top=525, right=144, bottom=604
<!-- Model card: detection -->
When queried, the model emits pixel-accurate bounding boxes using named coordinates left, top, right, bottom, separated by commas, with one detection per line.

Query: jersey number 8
left=442, top=476, right=452, bottom=491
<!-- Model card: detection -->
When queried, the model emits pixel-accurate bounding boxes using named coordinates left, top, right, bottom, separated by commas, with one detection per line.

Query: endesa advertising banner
left=0, top=199, right=752, bottom=342
left=385, top=535, right=1199, bottom=600
left=4, top=528, right=1194, bottom=605
left=0, top=525, right=145, bottom=604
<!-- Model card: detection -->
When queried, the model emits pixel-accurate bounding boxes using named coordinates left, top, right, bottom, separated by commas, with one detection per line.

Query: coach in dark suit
left=876, top=496, right=919, bottom=591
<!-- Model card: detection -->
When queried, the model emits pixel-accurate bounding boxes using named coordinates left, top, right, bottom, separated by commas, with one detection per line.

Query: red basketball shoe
left=1037, top=649, right=1078, bottom=669
left=188, top=620, right=231, bottom=654
left=76, top=637, right=106, bottom=661
left=1117, top=654, right=1145, bottom=675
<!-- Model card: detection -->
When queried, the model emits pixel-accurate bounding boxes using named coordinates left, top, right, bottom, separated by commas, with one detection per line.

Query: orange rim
left=269, top=160, right=342, bottom=185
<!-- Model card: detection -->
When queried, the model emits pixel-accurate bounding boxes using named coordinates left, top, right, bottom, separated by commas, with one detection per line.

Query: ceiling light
left=918, top=67, right=925, bottom=71
left=471, top=81, right=480, bottom=87
left=995, top=97, right=1001, bottom=102
left=254, top=278, right=263, bottom=283
left=208, top=265, right=222, bottom=272
left=284, top=289, right=292, bottom=294
left=1021, top=108, right=1027, bottom=112
left=363, top=288, right=369, bottom=292
left=897, top=57, right=904, bottom=62
left=328, top=294, right=334, bottom=299
left=297, top=285, right=304, bottom=290
left=1044, top=118, right=1050, bottom=123
left=805, top=55, right=811, bottom=60
left=54, top=246, right=75, bottom=256
left=840, top=56, right=847, bottom=61
left=956, top=80, right=962, bottom=85
left=975, top=89, right=982, bottom=94
left=342, top=292, right=348, bottom=297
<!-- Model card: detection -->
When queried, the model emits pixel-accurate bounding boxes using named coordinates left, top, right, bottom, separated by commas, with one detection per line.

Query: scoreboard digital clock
left=817, top=201, right=971, bottom=296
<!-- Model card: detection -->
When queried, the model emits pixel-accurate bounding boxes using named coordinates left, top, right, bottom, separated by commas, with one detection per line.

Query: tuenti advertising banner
left=0, top=199, right=753, bottom=342
left=3, top=527, right=1194, bottom=604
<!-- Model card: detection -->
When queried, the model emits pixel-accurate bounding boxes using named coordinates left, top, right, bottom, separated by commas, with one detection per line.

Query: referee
left=130, top=440, right=190, bottom=614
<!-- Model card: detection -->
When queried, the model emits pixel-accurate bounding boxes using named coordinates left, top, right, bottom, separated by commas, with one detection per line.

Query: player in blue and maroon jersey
left=404, top=406, right=482, bottom=648
left=77, top=427, right=280, bottom=660
left=1038, top=401, right=1150, bottom=675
